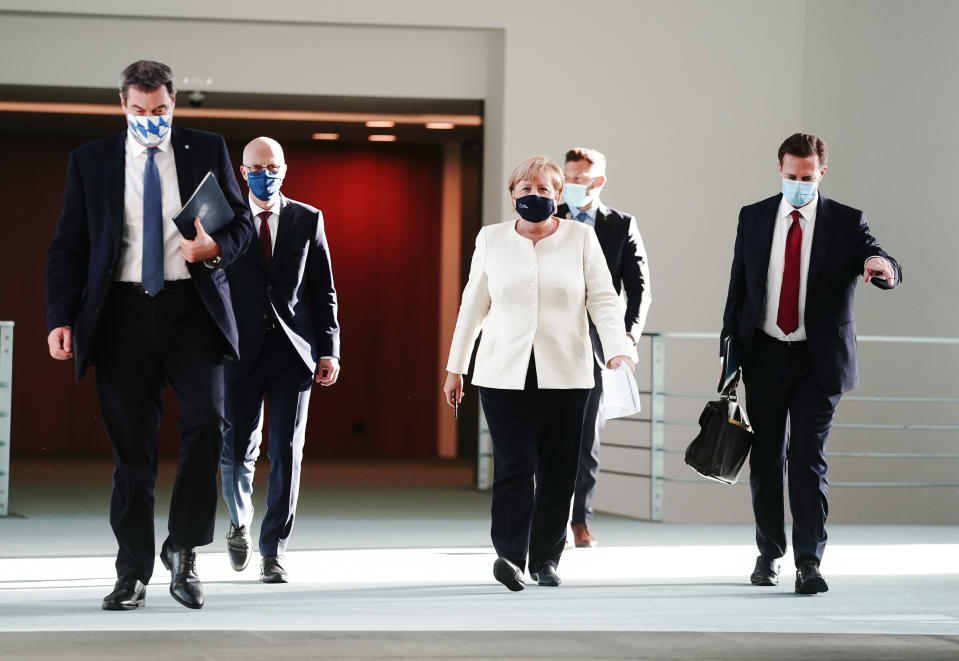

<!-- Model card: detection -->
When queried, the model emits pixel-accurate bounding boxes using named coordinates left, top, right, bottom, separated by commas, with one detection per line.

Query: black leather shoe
left=750, top=555, right=781, bottom=586
left=260, top=555, right=289, bottom=583
left=101, top=576, right=146, bottom=611
left=226, top=522, right=252, bottom=572
left=529, top=565, right=561, bottom=587
left=492, top=557, right=525, bottom=592
left=795, top=559, right=829, bottom=594
left=160, top=540, right=204, bottom=609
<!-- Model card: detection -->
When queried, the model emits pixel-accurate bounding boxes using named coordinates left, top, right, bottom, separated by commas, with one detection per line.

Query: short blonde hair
left=507, top=155, right=564, bottom=195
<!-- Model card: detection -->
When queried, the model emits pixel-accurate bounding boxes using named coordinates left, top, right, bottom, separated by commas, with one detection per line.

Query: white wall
left=1, top=0, right=955, bottom=522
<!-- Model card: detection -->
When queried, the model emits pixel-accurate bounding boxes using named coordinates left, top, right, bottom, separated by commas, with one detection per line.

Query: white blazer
left=447, top=218, right=633, bottom=390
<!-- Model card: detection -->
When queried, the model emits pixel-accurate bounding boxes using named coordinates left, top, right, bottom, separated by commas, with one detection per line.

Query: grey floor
left=1, top=458, right=957, bottom=660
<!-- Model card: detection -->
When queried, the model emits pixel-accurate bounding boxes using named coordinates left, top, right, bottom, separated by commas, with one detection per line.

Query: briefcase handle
left=720, top=367, right=742, bottom=402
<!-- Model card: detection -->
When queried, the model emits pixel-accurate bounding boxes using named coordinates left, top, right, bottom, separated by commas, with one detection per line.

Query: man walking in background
left=221, top=137, right=340, bottom=583
left=559, top=147, right=651, bottom=548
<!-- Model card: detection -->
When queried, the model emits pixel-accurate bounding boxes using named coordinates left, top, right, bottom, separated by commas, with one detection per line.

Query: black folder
left=172, top=171, right=235, bottom=240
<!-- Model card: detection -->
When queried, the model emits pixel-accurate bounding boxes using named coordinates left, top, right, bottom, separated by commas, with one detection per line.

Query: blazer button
left=529, top=265, right=537, bottom=271
left=529, top=282, right=536, bottom=289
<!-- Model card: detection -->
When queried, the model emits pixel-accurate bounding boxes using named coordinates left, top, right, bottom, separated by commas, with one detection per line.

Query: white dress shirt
left=249, top=193, right=279, bottom=254
left=447, top=219, right=633, bottom=390
left=762, top=194, right=818, bottom=341
left=116, top=130, right=190, bottom=282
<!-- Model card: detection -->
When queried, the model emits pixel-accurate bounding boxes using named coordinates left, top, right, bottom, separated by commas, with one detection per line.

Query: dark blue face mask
left=247, top=169, right=283, bottom=201
left=515, top=194, right=555, bottom=223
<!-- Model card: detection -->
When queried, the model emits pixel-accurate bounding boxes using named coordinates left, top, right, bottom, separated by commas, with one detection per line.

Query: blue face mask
left=247, top=169, right=283, bottom=201
left=515, top=194, right=555, bottom=223
left=562, top=182, right=589, bottom=210
left=781, top=178, right=818, bottom=207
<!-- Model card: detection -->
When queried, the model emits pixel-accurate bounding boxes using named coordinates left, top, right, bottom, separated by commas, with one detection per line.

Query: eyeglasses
left=244, top=163, right=284, bottom=174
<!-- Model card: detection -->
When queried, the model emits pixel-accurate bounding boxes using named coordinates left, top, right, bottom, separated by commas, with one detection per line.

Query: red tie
left=777, top=210, right=803, bottom=335
left=258, top=211, right=272, bottom=269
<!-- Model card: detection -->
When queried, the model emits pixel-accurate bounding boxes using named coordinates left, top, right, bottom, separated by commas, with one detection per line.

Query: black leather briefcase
left=684, top=371, right=753, bottom=485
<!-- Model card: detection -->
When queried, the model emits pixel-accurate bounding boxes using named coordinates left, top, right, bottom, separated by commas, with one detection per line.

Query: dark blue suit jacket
left=722, top=193, right=902, bottom=395
left=225, top=195, right=340, bottom=381
left=46, top=126, right=254, bottom=381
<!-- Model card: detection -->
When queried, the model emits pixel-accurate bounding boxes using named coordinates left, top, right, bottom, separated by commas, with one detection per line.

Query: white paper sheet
left=600, top=362, right=641, bottom=419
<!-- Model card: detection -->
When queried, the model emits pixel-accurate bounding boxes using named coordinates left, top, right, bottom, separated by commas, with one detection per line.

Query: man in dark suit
left=722, top=133, right=901, bottom=594
left=45, top=60, right=253, bottom=611
left=558, top=147, right=651, bottom=548
left=220, top=137, right=340, bottom=583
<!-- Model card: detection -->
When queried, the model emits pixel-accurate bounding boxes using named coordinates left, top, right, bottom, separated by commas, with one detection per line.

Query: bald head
left=243, top=136, right=285, bottom=167
left=240, top=136, right=287, bottom=207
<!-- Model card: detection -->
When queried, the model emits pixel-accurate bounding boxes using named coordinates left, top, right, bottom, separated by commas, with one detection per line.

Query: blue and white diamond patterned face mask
left=126, top=112, right=172, bottom=147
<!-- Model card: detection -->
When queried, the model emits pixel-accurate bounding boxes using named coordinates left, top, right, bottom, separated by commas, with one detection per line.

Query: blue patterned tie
left=142, top=147, right=164, bottom=296
left=576, top=211, right=589, bottom=223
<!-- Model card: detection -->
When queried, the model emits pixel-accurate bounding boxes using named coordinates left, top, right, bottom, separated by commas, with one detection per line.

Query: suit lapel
left=107, top=133, right=126, bottom=258
left=269, top=196, right=293, bottom=276
left=170, top=127, right=195, bottom=206
left=805, top=195, right=831, bottom=304
left=755, top=195, right=780, bottom=286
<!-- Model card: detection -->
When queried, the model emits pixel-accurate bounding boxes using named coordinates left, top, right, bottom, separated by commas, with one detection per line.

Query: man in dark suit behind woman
left=722, top=133, right=901, bottom=594
left=45, top=60, right=254, bottom=610
left=557, top=148, right=651, bottom=548
left=220, top=137, right=340, bottom=584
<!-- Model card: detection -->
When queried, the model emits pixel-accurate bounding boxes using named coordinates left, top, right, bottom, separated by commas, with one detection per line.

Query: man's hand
left=606, top=355, right=635, bottom=371
left=316, top=357, right=340, bottom=386
left=47, top=326, right=73, bottom=360
left=179, top=218, right=221, bottom=263
left=864, top=256, right=895, bottom=285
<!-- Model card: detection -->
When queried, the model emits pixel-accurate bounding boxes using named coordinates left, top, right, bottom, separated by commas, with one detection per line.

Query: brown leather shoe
left=571, top=523, right=598, bottom=548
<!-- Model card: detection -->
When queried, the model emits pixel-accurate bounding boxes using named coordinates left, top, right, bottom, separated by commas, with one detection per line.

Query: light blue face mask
left=781, top=178, right=818, bottom=207
left=562, top=182, right=589, bottom=210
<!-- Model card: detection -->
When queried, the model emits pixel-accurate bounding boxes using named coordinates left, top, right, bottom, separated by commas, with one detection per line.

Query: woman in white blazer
left=443, top=156, right=635, bottom=592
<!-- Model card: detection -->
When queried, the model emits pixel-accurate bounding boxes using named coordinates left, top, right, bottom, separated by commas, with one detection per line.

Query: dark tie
left=576, top=211, right=589, bottom=223
left=141, top=147, right=164, bottom=296
left=776, top=210, right=803, bottom=335
left=258, top=211, right=273, bottom=269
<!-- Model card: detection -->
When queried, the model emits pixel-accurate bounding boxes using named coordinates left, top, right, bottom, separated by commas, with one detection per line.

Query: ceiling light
left=425, top=122, right=455, bottom=129
left=365, top=120, right=396, bottom=128
left=312, top=133, right=339, bottom=140
left=368, top=135, right=397, bottom=142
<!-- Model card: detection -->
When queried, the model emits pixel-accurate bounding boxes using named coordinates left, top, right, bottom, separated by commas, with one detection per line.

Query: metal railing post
left=0, top=321, right=13, bottom=517
left=649, top=334, right=666, bottom=521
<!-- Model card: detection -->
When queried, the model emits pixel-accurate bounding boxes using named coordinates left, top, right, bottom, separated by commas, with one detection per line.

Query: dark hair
left=778, top=133, right=828, bottom=168
left=119, top=60, right=176, bottom=101
left=564, top=147, right=607, bottom=176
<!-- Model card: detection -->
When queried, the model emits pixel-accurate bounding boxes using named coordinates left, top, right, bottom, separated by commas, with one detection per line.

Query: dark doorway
left=0, top=87, right=482, bottom=461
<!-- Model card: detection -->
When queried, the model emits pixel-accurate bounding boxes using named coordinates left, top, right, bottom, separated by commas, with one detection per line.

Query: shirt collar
left=778, top=192, right=818, bottom=223
left=568, top=199, right=601, bottom=221
left=249, top=192, right=281, bottom=219
left=125, top=128, right=172, bottom=157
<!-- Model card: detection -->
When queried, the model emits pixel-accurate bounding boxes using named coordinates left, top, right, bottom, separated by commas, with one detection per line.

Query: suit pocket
left=837, top=320, right=857, bottom=338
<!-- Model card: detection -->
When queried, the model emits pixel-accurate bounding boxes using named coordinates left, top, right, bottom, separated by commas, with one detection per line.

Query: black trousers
left=572, top=359, right=604, bottom=525
left=479, top=356, right=589, bottom=573
left=743, top=331, right=841, bottom=565
left=94, top=281, right=226, bottom=584
left=220, top=327, right=313, bottom=556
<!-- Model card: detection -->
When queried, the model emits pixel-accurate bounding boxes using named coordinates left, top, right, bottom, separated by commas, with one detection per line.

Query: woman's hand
left=443, top=372, right=465, bottom=408
left=606, top=355, right=635, bottom=371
